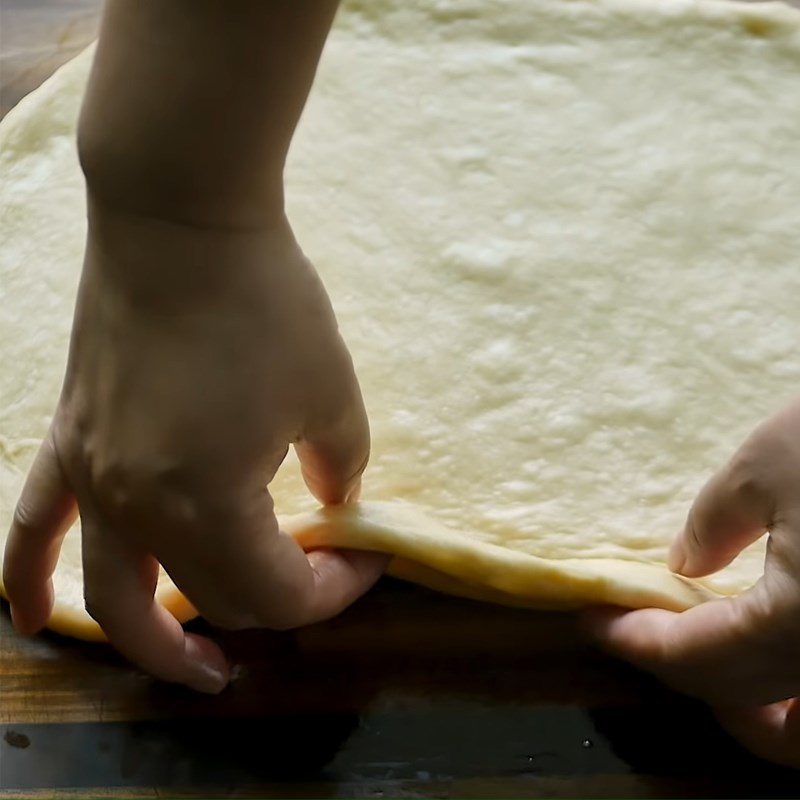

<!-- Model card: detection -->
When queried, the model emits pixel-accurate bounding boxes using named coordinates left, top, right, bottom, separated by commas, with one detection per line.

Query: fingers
left=295, top=356, right=370, bottom=505
left=81, top=515, right=229, bottom=693
left=669, top=456, right=772, bottom=578
left=715, top=699, right=800, bottom=769
left=258, top=533, right=388, bottom=628
left=584, top=593, right=798, bottom=706
left=304, top=547, right=390, bottom=623
left=156, top=489, right=386, bottom=631
left=3, top=435, right=78, bottom=635
left=584, top=605, right=676, bottom=665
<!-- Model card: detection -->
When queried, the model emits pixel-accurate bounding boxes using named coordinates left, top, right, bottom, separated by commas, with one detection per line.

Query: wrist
left=81, top=195, right=302, bottom=314
left=78, top=133, right=286, bottom=233
left=76, top=0, right=337, bottom=232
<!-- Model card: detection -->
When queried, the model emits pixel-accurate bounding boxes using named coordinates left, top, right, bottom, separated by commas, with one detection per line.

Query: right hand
left=3, top=208, right=387, bottom=693
left=587, top=397, right=800, bottom=766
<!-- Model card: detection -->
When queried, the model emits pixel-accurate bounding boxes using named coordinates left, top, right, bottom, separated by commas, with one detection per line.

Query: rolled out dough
left=2, top=0, right=799, bottom=640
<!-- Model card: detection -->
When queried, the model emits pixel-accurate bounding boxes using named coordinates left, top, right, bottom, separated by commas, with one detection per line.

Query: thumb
left=715, top=699, right=800, bottom=769
left=295, top=373, right=370, bottom=506
left=3, top=431, right=77, bottom=634
left=669, top=455, right=772, bottom=578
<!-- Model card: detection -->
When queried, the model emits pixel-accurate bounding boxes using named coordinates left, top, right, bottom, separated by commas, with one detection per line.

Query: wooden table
left=2, top=3, right=799, bottom=797
left=3, top=581, right=799, bottom=798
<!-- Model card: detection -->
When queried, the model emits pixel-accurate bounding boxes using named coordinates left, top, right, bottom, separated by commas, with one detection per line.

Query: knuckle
left=91, top=461, right=200, bottom=527
left=80, top=439, right=95, bottom=469
left=11, top=499, right=40, bottom=535
left=725, top=448, right=768, bottom=503
left=91, top=460, right=144, bottom=516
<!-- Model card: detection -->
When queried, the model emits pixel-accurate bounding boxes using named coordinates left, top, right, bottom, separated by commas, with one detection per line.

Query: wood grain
left=3, top=582, right=799, bottom=797
left=0, top=582, right=646, bottom=725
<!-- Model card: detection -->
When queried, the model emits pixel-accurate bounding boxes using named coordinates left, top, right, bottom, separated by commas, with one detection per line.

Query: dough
left=2, top=0, right=799, bottom=640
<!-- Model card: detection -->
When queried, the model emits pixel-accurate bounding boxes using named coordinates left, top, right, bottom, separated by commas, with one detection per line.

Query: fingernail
left=667, top=538, right=687, bottom=574
left=188, top=661, right=228, bottom=695
left=184, top=637, right=229, bottom=694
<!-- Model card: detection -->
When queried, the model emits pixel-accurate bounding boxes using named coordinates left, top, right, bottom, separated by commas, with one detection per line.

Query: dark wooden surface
left=2, top=2, right=799, bottom=797
left=3, top=582, right=800, bottom=798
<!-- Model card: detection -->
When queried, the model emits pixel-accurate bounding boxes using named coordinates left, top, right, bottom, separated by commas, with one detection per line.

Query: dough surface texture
left=2, top=0, right=799, bottom=639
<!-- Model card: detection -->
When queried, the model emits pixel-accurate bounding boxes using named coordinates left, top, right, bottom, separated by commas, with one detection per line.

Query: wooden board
left=2, top=2, right=799, bottom=797
left=3, top=581, right=800, bottom=798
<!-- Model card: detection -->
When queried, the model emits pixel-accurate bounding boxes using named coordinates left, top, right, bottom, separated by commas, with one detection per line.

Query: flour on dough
left=2, top=0, right=799, bottom=639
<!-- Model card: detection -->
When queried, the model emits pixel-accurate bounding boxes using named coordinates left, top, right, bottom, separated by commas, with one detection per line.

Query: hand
left=3, top=209, right=386, bottom=693
left=586, top=397, right=800, bottom=767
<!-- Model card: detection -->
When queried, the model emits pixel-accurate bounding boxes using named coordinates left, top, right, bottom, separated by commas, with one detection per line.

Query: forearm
left=78, top=0, right=338, bottom=228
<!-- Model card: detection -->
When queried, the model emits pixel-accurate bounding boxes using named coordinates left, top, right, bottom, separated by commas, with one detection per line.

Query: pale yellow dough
left=2, top=0, right=800, bottom=640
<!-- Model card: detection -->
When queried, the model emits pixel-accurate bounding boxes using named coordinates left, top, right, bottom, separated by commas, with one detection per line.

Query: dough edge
left=1, top=502, right=720, bottom=641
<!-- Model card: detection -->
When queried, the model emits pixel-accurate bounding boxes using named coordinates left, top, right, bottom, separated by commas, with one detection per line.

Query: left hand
left=586, top=397, right=800, bottom=768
